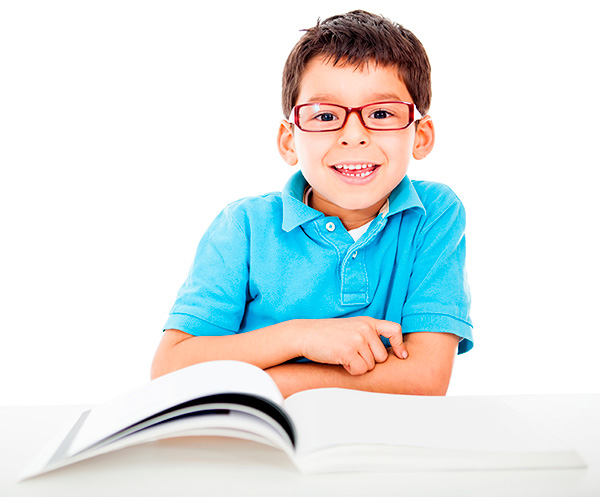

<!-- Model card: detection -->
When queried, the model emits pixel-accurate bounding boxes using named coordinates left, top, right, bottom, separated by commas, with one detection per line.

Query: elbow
left=404, top=369, right=452, bottom=396
left=409, top=382, right=449, bottom=396
left=151, top=357, right=184, bottom=381
left=150, top=356, right=167, bottom=380
left=151, top=329, right=195, bottom=380
left=151, top=349, right=179, bottom=380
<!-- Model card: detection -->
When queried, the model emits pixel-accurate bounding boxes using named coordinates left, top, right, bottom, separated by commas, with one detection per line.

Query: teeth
left=334, top=164, right=374, bottom=170
left=335, top=169, right=374, bottom=178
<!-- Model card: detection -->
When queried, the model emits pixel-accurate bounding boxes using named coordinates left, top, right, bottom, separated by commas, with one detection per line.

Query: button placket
left=339, top=216, right=389, bottom=305
left=341, top=247, right=368, bottom=305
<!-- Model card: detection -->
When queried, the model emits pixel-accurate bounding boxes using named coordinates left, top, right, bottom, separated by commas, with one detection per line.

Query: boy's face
left=278, top=56, right=433, bottom=225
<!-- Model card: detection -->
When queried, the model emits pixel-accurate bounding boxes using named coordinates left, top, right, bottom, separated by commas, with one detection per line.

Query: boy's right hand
left=295, top=317, right=408, bottom=375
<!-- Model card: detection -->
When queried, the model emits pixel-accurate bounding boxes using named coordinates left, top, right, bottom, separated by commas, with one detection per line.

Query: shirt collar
left=281, top=171, right=425, bottom=232
left=386, top=175, right=426, bottom=217
left=281, top=172, right=324, bottom=232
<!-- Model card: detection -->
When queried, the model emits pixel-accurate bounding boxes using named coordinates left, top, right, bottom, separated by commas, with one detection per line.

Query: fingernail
left=401, top=350, right=408, bottom=359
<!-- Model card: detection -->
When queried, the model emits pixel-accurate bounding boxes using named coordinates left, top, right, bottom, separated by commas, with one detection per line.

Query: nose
left=338, top=110, right=369, bottom=147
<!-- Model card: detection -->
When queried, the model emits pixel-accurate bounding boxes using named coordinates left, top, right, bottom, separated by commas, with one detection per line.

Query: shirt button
left=326, top=222, right=335, bottom=232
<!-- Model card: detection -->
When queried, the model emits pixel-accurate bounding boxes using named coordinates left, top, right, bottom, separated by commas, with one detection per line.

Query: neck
left=309, top=192, right=386, bottom=231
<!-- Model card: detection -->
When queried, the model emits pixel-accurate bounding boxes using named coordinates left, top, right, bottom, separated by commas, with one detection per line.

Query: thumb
left=377, top=321, right=408, bottom=360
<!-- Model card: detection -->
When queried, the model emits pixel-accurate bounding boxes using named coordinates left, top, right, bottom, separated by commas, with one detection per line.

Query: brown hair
left=282, top=10, right=431, bottom=118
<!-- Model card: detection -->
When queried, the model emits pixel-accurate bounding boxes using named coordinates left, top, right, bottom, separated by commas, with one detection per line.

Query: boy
left=151, top=10, right=473, bottom=398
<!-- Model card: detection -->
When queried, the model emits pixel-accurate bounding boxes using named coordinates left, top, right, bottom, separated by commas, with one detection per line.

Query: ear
left=277, top=120, right=298, bottom=166
left=412, top=116, right=435, bottom=160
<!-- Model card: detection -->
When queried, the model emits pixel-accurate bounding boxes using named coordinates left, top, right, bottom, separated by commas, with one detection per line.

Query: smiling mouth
left=331, top=163, right=380, bottom=178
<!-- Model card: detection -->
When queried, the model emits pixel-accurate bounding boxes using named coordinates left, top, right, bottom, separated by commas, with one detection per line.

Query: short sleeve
left=401, top=187, right=473, bottom=354
left=163, top=204, right=250, bottom=336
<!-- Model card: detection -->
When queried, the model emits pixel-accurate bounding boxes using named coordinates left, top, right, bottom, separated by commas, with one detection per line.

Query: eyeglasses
left=291, top=101, right=422, bottom=132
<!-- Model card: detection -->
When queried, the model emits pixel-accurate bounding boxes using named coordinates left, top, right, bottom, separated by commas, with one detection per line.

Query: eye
left=369, top=109, right=394, bottom=119
left=314, top=112, right=338, bottom=122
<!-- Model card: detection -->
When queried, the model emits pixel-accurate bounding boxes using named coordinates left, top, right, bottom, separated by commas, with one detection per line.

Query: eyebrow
left=304, top=94, right=337, bottom=104
left=303, top=93, right=407, bottom=104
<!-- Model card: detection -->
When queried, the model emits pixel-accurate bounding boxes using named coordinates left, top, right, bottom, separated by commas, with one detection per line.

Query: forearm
left=265, top=356, right=426, bottom=398
left=266, top=333, right=458, bottom=398
left=152, top=316, right=407, bottom=380
left=151, top=322, right=303, bottom=379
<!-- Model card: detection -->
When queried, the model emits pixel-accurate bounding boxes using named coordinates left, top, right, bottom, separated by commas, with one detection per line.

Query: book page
left=69, top=361, right=283, bottom=455
left=20, top=409, right=295, bottom=480
left=284, top=389, right=573, bottom=457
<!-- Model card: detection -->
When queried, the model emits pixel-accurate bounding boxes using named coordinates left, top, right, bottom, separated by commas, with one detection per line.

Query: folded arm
left=151, top=316, right=407, bottom=379
left=152, top=318, right=458, bottom=398
left=265, top=331, right=459, bottom=397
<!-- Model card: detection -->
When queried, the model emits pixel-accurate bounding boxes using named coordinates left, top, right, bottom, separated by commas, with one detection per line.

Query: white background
left=1, top=0, right=598, bottom=405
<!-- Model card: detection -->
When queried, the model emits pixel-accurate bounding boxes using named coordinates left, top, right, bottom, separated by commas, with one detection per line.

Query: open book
left=21, top=360, right=584, bottom=479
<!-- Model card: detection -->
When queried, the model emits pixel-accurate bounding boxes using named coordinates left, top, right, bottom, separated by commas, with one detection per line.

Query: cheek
left=295, top=136, right=331, bottom=164
left=381, top=135, right=415, bottom=161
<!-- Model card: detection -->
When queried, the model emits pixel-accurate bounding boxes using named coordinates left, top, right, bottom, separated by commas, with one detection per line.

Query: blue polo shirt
left=164, top=171, right=473, bottom=354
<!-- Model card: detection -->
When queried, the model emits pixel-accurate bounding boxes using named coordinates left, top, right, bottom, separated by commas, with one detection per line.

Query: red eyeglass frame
left=292, top=101, right=422, bottom=132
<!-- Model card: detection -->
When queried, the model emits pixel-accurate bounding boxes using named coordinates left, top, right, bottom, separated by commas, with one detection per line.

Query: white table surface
left=1, top=394, right=599, bottom=497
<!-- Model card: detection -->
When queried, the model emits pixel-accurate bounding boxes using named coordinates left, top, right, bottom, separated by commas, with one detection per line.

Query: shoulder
left=198, top=192, right=285, bottom=253
left=411, top=180, right=462, bottom=210
left=219, top=192, right=284, bottom=232
left=410, top=180, right=466, bottom=232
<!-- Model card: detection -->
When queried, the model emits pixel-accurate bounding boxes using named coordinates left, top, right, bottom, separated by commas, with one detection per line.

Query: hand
left=295, top=316, right=408, bottom=375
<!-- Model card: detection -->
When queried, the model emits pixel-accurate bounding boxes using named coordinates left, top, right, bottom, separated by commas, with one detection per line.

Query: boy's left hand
left=294, top=317, right=408, bottom=375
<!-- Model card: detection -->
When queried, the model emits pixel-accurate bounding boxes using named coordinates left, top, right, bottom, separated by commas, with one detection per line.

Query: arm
left=151, top=324, right=297, bottom=380
left=265, top=332, right=459, bottom=398
left=151, top=316, right=408, bottom=380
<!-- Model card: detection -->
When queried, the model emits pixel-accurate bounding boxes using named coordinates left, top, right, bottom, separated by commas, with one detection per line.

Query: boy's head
left=277, top=11, right=435, bottom=229
left=282, top=10, right=431, bottom=119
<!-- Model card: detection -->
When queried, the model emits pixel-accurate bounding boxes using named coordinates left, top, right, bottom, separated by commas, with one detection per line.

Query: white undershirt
left=348, top=223, right=370, bottom=241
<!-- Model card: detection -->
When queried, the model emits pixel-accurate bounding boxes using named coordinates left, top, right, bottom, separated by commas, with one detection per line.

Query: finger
left=368, top=335, right=389, bottom=363
left=343, top=351, right=370, bottom=375
left=346, top=339, right=374, bottom=373
left=377, top=321, right=408, bottom=359
left=388, top=333, right=408, bottom=359
left=343, top=331, right=376, bottom=373
left=357, top=343, right=376, bottom=371
left=394, top=341, right=409, bottom=360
